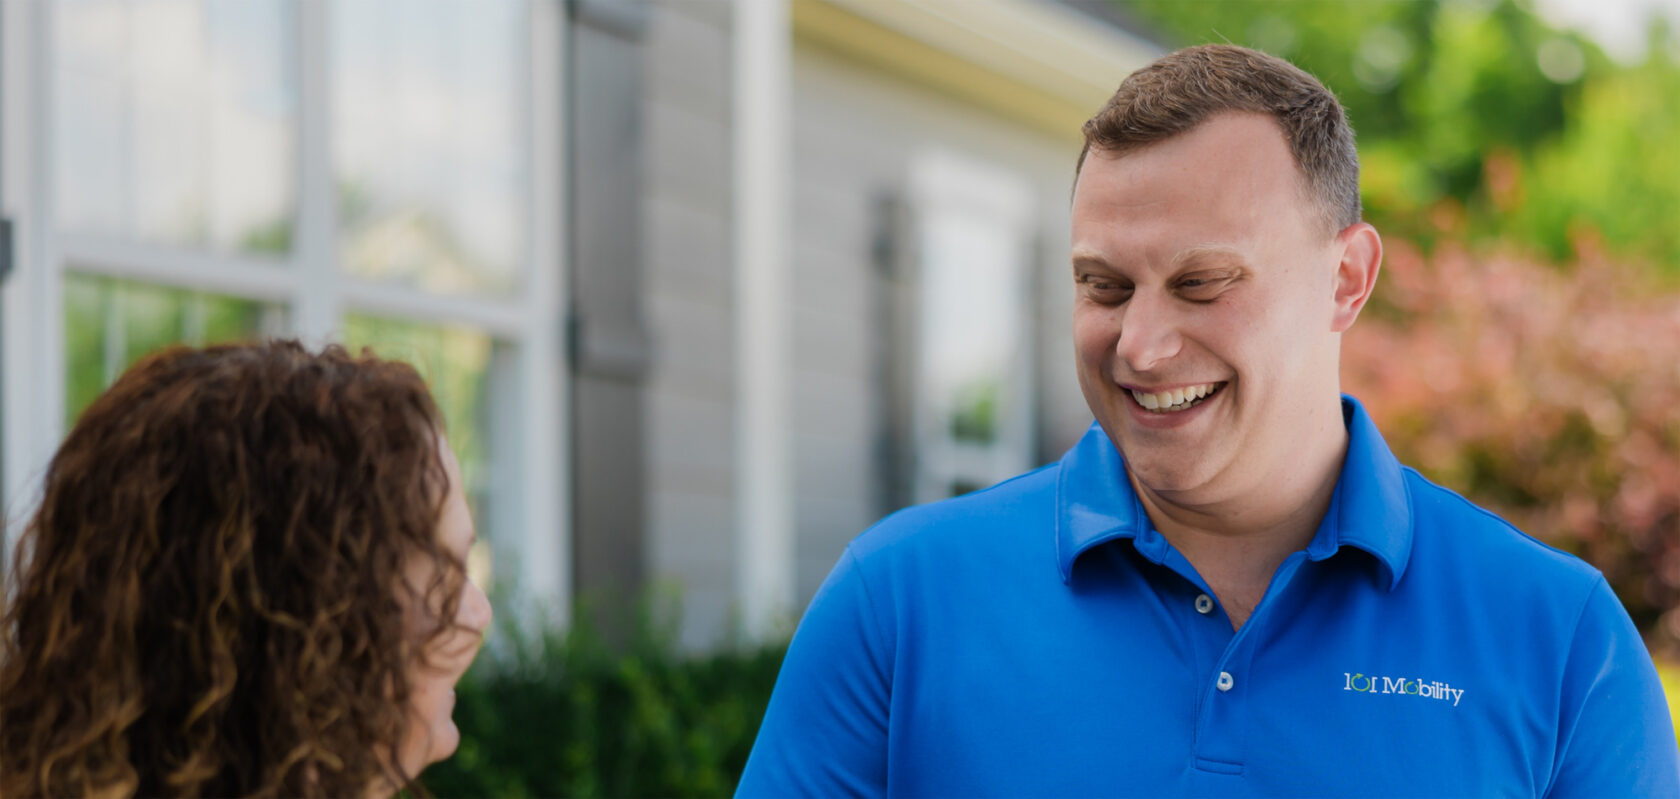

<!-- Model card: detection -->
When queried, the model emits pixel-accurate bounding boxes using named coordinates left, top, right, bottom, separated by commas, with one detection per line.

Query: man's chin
left=1123, top=455, right=1221, bottom=501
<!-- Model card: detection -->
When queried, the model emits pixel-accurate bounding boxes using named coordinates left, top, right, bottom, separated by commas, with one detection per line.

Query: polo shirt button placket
left=1195, top=593, right=1215, bottom=615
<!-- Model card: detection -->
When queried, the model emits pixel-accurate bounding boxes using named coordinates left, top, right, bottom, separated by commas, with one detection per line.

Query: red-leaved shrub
left=1344, top=239, right=1680, bottom=649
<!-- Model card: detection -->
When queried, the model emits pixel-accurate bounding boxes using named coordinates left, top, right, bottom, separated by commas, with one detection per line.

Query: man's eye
left=1177, top=275, right=1231, bottom=299
left=1079, top=277, right=1130, bottom=302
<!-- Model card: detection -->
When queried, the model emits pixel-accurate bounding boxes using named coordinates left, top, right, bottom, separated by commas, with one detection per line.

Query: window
left=1, top=0, right=567, bottom=607
left=63, top=274, right=286, bottom=421
left=908, top=151, right=1037, bottom=501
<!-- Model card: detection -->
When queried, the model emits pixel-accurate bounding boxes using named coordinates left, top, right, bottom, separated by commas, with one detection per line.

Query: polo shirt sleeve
left=737, top=545, right=892, bottom=798
left=1546, top=576, right=1680, bottom=798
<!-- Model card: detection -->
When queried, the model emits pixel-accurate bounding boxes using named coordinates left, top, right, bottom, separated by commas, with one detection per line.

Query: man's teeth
left=1131, top=383, right=1221, bottom=412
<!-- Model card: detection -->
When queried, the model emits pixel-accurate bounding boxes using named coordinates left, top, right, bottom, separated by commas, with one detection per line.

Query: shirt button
left=1195, top=594, right=1215, bottom=614
left=1217, top=671, right=1234, bottom=692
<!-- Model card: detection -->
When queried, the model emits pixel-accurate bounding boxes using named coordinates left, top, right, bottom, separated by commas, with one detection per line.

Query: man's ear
left=1330, top=222, right=1382, bottom=333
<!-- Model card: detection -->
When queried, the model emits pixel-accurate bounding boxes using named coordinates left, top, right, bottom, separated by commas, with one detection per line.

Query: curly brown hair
left=0, top=340, right=467, bottom=798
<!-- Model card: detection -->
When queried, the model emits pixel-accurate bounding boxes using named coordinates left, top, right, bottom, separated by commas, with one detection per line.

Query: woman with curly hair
left=0, top=340, right=492, bottom=798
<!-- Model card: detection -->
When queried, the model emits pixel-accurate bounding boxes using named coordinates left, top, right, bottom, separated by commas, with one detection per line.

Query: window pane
left=333, top=0, right=528, bottom=296
left=909, top=153, right=1036, bottom=502
left=54, top=0, right=298, bottom=255
left=920, top=212, right=1021, bottom=449
left=63, top=272, right=285, bottom=423
left=339, top=314, right=498, bottom=585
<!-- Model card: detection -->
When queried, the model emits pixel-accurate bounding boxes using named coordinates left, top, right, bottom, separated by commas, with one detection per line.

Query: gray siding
left=641, top=0, right=738, bottom=650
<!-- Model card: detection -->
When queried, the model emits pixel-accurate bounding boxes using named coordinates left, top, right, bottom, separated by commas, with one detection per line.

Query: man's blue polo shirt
left=738, top=396, right=1680, bottom=797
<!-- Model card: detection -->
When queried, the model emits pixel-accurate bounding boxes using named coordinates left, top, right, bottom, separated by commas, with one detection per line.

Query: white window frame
left=0, top=0, right=570, bottom=619
left=907, top=149, right=1037, bottom=504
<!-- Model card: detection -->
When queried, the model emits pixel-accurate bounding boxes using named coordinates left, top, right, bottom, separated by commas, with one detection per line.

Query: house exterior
left=0, top=0, right=1158, bottom=649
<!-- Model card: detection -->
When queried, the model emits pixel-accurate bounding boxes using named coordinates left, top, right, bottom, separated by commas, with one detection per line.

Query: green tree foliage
left=1118, top=0, right=1680, bottom=272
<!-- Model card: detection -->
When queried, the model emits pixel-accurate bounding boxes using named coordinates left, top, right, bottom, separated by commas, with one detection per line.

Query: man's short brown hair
left=1077, top=44, right=1360, bottom=235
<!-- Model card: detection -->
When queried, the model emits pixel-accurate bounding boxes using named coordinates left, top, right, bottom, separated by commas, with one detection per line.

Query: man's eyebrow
left=1070, top=249, right=1112, bottom=269
left=1172, top=245, right=1250, bottom=269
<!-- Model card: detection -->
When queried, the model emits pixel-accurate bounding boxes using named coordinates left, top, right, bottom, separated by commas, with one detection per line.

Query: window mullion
left=101, top=284, right=124, bottom=385
left=514, top=0, right=571, bottom=615
left=292, top=0, right=341, bottom=343
left=1, top=1, right=65, bottom=548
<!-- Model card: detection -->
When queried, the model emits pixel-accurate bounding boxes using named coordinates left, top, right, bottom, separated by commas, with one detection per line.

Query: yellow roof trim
left=792, top=0, right=1159, bottom=143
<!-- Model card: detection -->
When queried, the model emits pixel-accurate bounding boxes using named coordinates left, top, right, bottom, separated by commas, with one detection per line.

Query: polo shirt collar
left=1054, top=394, right=1413, bottom=590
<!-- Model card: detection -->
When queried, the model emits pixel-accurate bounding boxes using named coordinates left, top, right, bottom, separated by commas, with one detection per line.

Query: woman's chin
left=391, top=716, right=462, bottom=786
left=414, top=716, right=462, bottom=769
left=430, top=719, right=461, bottom=763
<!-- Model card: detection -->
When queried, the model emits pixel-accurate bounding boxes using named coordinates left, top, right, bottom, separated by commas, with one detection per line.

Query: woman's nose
left=460, top=581, right=493, bottom=634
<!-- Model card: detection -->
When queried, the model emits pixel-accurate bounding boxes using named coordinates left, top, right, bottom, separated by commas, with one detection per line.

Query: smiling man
left=738, top=45, right=1679, bottom=798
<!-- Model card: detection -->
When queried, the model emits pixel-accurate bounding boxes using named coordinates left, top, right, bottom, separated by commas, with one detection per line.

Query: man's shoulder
left=848, top=461, right=1061, bottom=562
left=1398, top=464, right=1603, bottom=589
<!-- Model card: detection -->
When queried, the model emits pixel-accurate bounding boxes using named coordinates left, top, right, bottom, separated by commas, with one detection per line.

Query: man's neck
left=1131, top=415, right=1349, bottom=630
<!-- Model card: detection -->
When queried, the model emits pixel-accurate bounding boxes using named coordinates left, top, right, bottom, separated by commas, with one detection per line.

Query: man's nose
left=1115, top=290, right=1182, bottom=373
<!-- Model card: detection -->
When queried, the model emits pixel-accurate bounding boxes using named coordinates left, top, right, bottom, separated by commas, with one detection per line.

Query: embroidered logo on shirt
left=1343, top=673, right=1464, bottom=706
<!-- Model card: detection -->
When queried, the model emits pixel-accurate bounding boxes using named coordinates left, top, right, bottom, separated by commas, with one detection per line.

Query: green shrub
left=419, top=606, right=788, bottom=798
